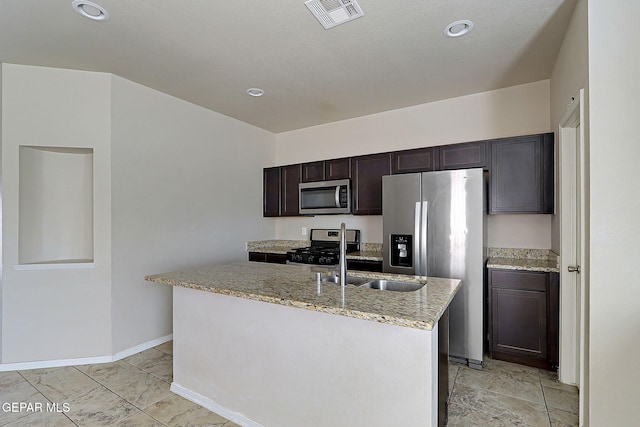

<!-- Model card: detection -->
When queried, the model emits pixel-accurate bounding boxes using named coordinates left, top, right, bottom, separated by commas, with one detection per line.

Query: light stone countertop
left=486, top=257, right=559, bottom=273
left=246, top=240, right=383, bottom=261
left=348, top=250, right=383, bottom=261
left=486, top=248, right=560, bottom=273
left=146, top=261, right=460, bottom=331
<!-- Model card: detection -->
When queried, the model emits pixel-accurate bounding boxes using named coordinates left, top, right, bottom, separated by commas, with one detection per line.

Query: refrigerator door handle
left=414, top=201, right=421, bottom=276
left=420, top=200, right=428, bottom=279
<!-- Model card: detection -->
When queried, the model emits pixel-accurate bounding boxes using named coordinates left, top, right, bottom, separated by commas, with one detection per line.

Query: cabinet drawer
left=489, top=269, right=547, bottom=292
left=248, top=252, right=287, bottom=264
left=265, top=253, right=287, bottom=264
left=248, top=252, right=267, bottom=262
left=346, top=259, right=383, bottom=272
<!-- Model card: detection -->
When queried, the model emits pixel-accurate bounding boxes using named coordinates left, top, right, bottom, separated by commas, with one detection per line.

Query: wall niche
left=18, top=146, right=94, bottom=267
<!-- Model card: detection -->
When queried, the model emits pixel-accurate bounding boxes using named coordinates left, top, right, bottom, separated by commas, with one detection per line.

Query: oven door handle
left=335, top=186, right=341, bottom=208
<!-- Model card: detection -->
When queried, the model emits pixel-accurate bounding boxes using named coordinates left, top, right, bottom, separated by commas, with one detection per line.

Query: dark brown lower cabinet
left=346, top=259, right=382, bottom=272
left=488, top=268, right=559, bottom=370
left=248, top=252, right=287, bottom=264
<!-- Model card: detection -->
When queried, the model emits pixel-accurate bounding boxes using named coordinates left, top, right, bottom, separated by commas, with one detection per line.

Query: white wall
left=550, top=0, right=589, bottom=255
left=1, top=64, right=112, bottom=362
left=275, top=81, right=553, bottom=248
left=0, top=64, right=277, bottom=362
left=587, top=2, right=640, bottom=425
left=110, top=76, right=275, bottom=353
left=0, top=64, right=3, bottom=358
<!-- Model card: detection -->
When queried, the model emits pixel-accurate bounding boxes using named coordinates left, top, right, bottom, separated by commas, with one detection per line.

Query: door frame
left=558, top=89, right=587, bottom=421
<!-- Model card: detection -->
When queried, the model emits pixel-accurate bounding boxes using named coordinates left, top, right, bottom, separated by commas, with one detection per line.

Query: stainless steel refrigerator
left=382, top=168, right=486, bottom=369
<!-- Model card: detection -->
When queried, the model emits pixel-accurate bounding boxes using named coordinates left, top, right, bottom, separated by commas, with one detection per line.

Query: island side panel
left=172, top=286, right=439, bottom=427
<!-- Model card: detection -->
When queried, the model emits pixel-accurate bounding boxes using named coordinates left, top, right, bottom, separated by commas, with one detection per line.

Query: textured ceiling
left=0, top=0, right=576, bottom=133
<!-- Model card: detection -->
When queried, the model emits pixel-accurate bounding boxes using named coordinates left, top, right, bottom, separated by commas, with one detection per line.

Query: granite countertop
left=347, top=250, right=383, bottom=261
left=145, top=261, right=460, bottom=331
left=247, top=240, right=384, bottom=262
left=486, top=248, right=560, bottom=273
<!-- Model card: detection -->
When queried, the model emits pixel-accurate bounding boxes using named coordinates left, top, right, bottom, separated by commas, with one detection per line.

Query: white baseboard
left=0, top=355, right=113, bottom=372
left=112, top=334, right=173, bottom=361
left=171, top=382, right=263, bottom=427
left=0, top=334, right=173, bottom=372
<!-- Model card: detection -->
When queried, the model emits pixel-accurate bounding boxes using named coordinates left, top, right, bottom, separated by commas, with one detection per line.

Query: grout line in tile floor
left=541, top=375, right=554, bottom=427
left=447, top=357, right=579, bottom=426
left=1, top=342, right=577, bottom=426
left=1, top=341, right=236, bottom=427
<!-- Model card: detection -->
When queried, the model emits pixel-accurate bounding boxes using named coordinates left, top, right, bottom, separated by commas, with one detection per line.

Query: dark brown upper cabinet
left=263, top=167, right=281, bottom=217
left=490, top=133, right=554, bottom=214
left=391, top=147, right=439, bottom=174
left=280, top=164, right=302, bottom=216
left=325, top=158, right=351, bottom=180
left=440, top=141, right=489, bottom=170
left=301, top=161, right=325, bottom=182
left=350, top=153, right=391, bottom=215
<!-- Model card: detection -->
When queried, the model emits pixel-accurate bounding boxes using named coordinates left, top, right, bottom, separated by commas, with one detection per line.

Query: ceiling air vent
left=305, top=0, right=364, bottom=30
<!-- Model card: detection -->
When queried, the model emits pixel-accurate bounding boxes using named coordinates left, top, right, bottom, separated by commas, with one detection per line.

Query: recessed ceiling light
left=72, top=0, right=110, bottom=21
left=246, top=88, right=265, bottom=97
left=444, top=20, right=474, bottom=38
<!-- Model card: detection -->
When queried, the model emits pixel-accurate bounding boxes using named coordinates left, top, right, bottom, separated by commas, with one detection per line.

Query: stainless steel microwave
left=299, top=179, right=351, bottom=215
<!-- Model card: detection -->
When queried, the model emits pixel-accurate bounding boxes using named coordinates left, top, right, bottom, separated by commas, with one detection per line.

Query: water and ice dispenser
left=389, top=234, right=412, bottom=268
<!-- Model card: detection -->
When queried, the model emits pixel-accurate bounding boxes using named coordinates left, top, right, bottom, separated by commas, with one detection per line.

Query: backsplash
left=247, top=240, right=307, bottom=252
left=248, top=240, right=382, bottom=253
left=488, top=247, right=558, bottom=261
left=360, top=243, right=382, bottom=252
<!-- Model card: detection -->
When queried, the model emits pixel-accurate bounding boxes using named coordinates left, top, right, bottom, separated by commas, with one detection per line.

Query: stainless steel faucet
left=339, top=222, right=347, bottom=287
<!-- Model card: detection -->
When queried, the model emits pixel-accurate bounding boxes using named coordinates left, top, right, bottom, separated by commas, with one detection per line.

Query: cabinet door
left=325, top=158, right=351, bottom=180
left=263, top=167, right=280, bottom=217
left=346, top=259, right=383, bottom=272
left=488, top=269, right=556, bottom=369
left=302, top=161, right=325, bottom=182
left=248, top=252, right=267, bottom=262
left=265, top=253, right=288, bottom=264
left=248, top=252, right=287, bottom=264
left=351, top=153, right=391, bottom=215
left=281, top=164, right=302, bottom=216
left=391, top=147, right=439, bottom=174
left=490, top=133, right=554, bottom=214
left=548, top=272, right=560, bottom=367
left=491, top=287, right=547, bottom=359
left=440, top=141, right=489, bottom=170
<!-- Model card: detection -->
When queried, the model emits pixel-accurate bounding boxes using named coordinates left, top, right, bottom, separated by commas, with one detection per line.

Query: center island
left=145, top=261, right=461, bottom=427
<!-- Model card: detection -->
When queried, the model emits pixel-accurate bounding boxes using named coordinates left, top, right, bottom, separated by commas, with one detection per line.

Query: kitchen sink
left=322, top=275, right=369, bottom=286
left=359, top=279, right=425, bottom=292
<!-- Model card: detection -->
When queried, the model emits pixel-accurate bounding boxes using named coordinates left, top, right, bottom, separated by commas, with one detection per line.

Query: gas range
left=286, top=229, right=360, bottom=266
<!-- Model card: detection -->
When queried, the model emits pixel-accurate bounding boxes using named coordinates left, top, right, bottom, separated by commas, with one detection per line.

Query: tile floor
left=0, top=342, right=238, bottom=426
left=448, top=358, right=579, bottom=427
left=0, top=341, right=579, bottom=426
